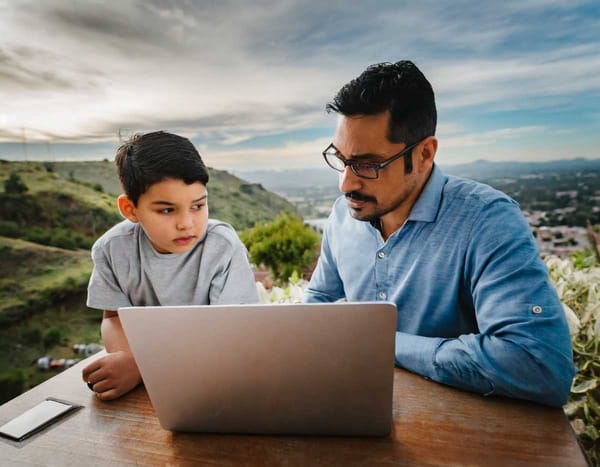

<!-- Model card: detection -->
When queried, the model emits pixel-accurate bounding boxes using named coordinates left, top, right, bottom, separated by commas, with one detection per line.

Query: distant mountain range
left=439, top=158, right=600, bottom=180
left=234, top=158, right=600, bottom=193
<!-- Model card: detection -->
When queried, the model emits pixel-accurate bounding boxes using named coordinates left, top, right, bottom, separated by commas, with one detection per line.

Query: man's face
left=333, top=112, right=434, bottom=231
left=127, top=178, right=209, bottom=254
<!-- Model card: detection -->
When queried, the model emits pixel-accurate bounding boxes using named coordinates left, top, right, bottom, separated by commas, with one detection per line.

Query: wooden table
left=0, top=353, right=588, bottom=466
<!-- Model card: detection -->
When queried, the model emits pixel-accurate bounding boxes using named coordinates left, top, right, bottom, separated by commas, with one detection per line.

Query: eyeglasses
left=322, top=141, right=419, bottom=179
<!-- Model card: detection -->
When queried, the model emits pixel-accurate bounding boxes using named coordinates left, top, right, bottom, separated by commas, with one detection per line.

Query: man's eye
left=352, top=162, right=377, bottom=169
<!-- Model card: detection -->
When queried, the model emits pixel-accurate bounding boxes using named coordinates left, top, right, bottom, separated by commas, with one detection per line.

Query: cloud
left=204, top=136, right=333, bottom=171
left=441, top=125, right=547, bottom=149
left=0, top=0, right=598, bottom=168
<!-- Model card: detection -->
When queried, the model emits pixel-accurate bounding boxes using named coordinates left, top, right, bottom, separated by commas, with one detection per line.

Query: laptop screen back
left=119, top=302, right=397, bottom=436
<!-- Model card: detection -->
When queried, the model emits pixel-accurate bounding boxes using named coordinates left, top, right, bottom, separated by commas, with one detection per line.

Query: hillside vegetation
left=48, top=160, right=298, bottom=230
left=0, top=236, right=92, bottom=326
left=0, top=236, right=99, bottom=402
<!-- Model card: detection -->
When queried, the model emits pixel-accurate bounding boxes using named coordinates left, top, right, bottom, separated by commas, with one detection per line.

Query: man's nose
left=339, top=166, right=362, bottom=193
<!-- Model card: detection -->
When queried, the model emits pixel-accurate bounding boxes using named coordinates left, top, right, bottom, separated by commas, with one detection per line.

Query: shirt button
left=379, top=292, right=387, bottom=299
left=532, top=305, right=543, bottom=314
left=378, top=251, right=385, bottom=259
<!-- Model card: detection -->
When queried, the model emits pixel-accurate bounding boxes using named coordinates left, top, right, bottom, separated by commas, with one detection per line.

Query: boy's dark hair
left=115, top=131, right=209, bottom=205
left=326, top=60, right=436, bottom=173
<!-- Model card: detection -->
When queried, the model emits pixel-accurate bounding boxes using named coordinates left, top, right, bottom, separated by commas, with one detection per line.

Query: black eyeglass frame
left=322, top=141, right=420, bottom=179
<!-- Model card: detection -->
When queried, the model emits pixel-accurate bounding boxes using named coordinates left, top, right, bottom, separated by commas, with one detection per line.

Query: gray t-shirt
left=87, top=219, right=259, bottom=310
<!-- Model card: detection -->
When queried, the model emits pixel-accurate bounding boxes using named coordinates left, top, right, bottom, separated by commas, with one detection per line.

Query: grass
left=0, top=236, right=92, bottom=321
left=0, top=237, right=100, bottom=403
left=0, top=160, right=299, bottom=231
left=0, top=291, right=102, bottom=403
left=0, top=161, right=117, bottom=210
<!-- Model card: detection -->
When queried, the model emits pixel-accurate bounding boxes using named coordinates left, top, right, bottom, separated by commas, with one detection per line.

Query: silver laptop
left=119, top=302, right=397, bottom=436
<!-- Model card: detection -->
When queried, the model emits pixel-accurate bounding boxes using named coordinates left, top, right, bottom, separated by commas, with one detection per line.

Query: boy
left=82, top=131, right=259, bottom=400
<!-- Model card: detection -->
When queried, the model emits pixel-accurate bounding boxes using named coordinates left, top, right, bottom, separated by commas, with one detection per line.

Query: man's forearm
left=395, top=331, right=574, bottom=407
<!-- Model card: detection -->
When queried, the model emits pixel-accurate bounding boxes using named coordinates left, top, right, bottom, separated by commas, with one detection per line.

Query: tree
left=240, top=213, right=320, bottom=282
left=4, top=172, right=28, bottom=194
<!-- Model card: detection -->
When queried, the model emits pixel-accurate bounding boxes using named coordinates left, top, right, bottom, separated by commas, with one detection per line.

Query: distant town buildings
left=531, top=225, right=589, bottom=258
left=523, top=210, right=595, bottom=257
left=304, top=210, right=596, bottom=259
left=304, top=218, right=327, bottom=234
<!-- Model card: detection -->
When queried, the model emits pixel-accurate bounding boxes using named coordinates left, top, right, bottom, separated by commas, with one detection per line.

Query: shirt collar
left=406, top=164, right=447, bottom=223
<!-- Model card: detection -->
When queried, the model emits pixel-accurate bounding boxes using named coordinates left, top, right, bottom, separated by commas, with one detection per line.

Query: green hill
left=47, top=160, right=298, bottom=230
left=0, top=160, right=297, bottom=248
left=0, top=236, right=92, bottom=325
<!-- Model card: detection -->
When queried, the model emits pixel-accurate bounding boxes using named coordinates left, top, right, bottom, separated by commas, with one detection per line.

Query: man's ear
left=117, top=195, right=139, bottom=222
left=416, top=136, right=438, bottom=171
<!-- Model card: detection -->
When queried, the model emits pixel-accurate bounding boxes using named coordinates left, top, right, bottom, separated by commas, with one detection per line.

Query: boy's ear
left=117, top=195, right=139, bottom=222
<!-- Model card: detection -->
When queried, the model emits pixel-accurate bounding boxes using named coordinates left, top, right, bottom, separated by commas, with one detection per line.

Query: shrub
left=0, top=370, right=26, bottom=405
left=43, top=327, right=67, bottom=348
left=22, top=327, right=42, bottom=345
left=241, top=214, right=320, bottom=282
left=0, top=221, right=20, bottom=238
left=545, top=253, right=600, bottom=464
left=0, top=243, right=13, bottom=255
left=4, top=172, right=28, bottom=194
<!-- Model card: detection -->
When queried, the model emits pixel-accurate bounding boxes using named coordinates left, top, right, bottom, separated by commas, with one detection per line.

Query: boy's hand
left=82, top=350, right=142, bottom=401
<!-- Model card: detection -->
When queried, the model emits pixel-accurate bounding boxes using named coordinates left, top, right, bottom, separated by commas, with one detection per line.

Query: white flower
left=254, top=277, right=309, bottom=304
left=255, top=282, right=271, bottom=304
left=562, top=303, right=580, bottom=337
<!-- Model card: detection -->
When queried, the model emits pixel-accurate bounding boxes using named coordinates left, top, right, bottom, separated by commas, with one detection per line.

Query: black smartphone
left=0, top=398, right=81, bottom=442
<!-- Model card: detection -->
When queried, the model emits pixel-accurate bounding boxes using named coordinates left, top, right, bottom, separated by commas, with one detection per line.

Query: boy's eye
left=158, top=208, right=174, bottom=214
left=191, top=203, right=205, bottom=211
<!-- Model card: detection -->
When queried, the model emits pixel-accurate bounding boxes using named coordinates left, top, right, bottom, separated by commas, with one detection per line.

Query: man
left=304, top=60, right=576, bottom=407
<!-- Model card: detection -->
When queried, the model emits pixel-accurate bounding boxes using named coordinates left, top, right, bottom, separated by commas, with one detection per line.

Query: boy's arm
left=81, top=310, right=142, bottom=400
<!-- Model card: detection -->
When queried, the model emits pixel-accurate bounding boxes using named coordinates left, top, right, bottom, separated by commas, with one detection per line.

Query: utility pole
left=22, top=127, right=28, bottom=161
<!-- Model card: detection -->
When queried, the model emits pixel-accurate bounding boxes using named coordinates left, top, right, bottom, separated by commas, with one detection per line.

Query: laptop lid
left=119, top=302, right=397, bottom=436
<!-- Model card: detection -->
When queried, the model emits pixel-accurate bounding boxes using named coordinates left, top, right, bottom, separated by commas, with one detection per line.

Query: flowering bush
left=545, top=254, right=600, bottom=463
left=256, top=271, right=308, bottom=304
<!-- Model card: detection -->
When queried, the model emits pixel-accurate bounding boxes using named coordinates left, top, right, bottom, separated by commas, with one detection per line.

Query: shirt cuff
left=394, top=331, right=443, bottom=379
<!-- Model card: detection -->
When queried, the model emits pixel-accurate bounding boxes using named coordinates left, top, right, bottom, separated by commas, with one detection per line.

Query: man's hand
left=82, top=350, right=142, bottom=401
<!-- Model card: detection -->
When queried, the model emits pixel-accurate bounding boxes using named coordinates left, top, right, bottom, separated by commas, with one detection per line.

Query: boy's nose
left=339, top=166, right=362, bottom=193
left=176, top=213, right=193, bottom=230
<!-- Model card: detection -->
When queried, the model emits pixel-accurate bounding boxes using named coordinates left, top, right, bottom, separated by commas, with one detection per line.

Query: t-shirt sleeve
left=208, top=232, right=259, bottom=305
left=86, top=242, right=132, bottom=311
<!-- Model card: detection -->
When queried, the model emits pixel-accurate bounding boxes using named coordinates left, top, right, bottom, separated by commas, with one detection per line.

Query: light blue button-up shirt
left=304, top=165, right=576, bottom=407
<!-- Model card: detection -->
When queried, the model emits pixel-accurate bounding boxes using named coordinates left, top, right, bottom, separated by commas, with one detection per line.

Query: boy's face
left=119, top=178, right=208, bottom=254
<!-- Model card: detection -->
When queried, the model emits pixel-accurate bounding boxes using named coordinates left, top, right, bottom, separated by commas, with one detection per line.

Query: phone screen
left=0, top=398, right=80, bottom=441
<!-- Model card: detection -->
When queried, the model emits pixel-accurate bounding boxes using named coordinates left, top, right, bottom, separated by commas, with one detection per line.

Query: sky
left=1, top=0, right=599, bottom=171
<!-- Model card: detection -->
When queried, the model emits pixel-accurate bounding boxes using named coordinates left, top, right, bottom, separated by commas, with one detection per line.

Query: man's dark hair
left=115, top=131, right=209, bottom=205
left=326, top=60, right=436, bottom=173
